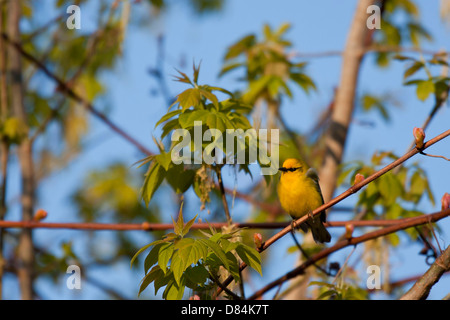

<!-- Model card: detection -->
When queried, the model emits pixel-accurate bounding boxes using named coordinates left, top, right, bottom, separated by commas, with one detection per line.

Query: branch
left=0, top=218, right=415, bottom=231
left=216, top=166, right=232, bottom=225
left=400, top=245, right=450, bottom=300
left=248, top=208, right=450, bottom=300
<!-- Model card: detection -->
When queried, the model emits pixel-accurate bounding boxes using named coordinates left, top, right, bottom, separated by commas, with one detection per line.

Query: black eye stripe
left=279, top=166, right=302, bottom=172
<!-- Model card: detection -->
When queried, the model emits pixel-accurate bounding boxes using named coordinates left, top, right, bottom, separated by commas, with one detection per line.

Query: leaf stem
left=216, top=166, right=232, bottom=225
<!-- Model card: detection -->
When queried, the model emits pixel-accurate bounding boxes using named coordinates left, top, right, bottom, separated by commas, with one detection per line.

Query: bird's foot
left=307, top=211, right=315, bottom=222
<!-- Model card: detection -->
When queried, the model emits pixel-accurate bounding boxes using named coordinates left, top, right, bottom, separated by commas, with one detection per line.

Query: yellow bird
left=277, top=158, right=331, bottom=243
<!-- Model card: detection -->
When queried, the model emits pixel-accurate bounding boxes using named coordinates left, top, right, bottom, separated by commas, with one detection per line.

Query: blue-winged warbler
left=277, top=158, right=331, bottom=243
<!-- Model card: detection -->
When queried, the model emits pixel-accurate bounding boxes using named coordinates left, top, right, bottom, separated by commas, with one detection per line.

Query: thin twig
left=216, top=166, right=232, bottom=225
left=420, top=151, right=450, bottom=162
left=209, top=271, right=242, bottom=300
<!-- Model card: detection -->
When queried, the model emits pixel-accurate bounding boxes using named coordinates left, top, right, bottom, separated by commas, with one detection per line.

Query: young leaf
left=416, top=80, right=434, bottom=101
left=403, top=61, right=424, bottom=80
left=163, top=278, right=185, bottom=300
left=235, top=243, right=262, bottom=276
left=141, top=162, right=166, bottom=207
left=172, top=203, right=185, bottom=236
left=182, top=214, right=198, bottom=236
left=154, top=109, right=182, bottom=129
left=144, top=242, right=166, bottom=274
left=176, top=88, right=202, bottom=111
left=200, top=239, right=230, bottom=271
left=138, top=265, right=164, bottom=297
left=171, top=253, right=184, bottom=285
left=130, top=239, right=164, bottom=268
left=158, top=243, right=174, bottom=274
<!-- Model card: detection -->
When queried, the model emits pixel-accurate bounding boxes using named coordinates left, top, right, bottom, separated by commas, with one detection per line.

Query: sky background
left=4, top=0, right=450, bottom=299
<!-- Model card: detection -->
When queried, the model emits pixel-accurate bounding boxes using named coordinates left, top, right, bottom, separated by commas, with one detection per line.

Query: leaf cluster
left=220, top=23, right=316, bottom=103
left=131, top=206, right=262, bottom=300
left=140, top=65, right=275, bottom=206
left=395, top=53, right=450, bottom=102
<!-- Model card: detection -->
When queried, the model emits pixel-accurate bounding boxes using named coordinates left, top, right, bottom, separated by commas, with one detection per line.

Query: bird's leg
left=307, top=210, right=315, bottom=223
left=291, top=219, right=297, bottom=231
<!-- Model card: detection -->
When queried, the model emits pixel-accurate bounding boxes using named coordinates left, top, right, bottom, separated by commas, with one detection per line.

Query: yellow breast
left=277, top=173, right=323, bottom=219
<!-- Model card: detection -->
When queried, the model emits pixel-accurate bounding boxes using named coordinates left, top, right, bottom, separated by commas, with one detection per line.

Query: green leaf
left=224, top=34, right=256, bottom=60
left=193, top=62, right=201, bottom=84
left=416, top=80, right=435, bottom=101
left=166, top=165, right=196, bottom=194
left=184, top=265, right=209, bottom=286
left=182, top=214, right=198, bottom=236
left=289, top=72, right=316, bottom=94
left=403, top=61, right=424, bottom=80
left=199, top=87, right=220, bottom=110
left=206, top=112, right=226, bottom=133
left=144, top=242, right=166, bottom=274
left=388, top=232, right=400, bottom=246
left=172, top=239, right=207, bottom=285
left=173, top=69, right=193, bottom=85
left=378, top=173, right=403, bottom=205
left=172, top=204, right=185, bottom=236
left=154, top=269, right=172, bottom=295
left=235, top=243, right=262, bottom=276
left=138, top=265, right=164, bottom=297
left=155, top=109, right=182, bottom=129
left=158, top=243, right=174, bottom=274
left=178, top=109, right=210, bottom=128
left=163, top=278, right=185, bottom=300
left=155, top=152, right=173, bottom=171
left=130, top=239, right=164, bottom=268
left=176, top=88, right=202, bottom=111
left=219, top=62, right=243, bottom=77
left=317, top=290, right=338, bottom=300
left=201, top=239, right=230, bottom=271
left=243, top=75, right=272, bottom=103
left=171, top=253, right=184, bottom=285
left=141, top=161, right=166, bottom=207
left=161, top=118, right=181, bottom=139
left=221, top=239, right=239, bottom=253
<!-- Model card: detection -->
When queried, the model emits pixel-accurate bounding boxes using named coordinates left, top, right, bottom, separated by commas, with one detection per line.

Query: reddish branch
left=0, top=217, right=421, bottom=231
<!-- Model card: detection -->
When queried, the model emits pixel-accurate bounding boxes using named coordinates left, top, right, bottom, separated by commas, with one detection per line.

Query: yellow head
left=278, top=158, right=308, bottom=174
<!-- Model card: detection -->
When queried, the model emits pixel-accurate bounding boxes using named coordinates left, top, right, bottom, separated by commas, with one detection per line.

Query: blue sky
left=6, top=0, right=449, bottom=299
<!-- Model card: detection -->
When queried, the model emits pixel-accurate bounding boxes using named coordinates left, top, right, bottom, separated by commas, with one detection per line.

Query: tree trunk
left=8, top=0, right=35, bottom=300
left=319, top=0, right=377, bottom=203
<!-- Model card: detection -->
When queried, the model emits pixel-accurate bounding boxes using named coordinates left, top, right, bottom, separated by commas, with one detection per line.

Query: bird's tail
left=307, top=216, right=331, bottom=244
